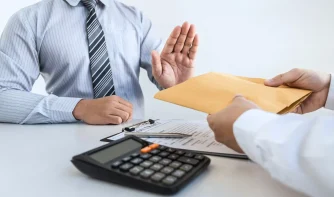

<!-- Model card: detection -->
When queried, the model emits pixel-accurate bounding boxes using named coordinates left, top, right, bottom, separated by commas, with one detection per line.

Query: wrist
left=324, top=73, right=331, bottom=90
left=73, top=99, right=89, bottom=120
left=233, top=109, right=279, bottom=163
left=322, top=74, right=331, bottom=106
left=325, top=74, right=334, bottom=110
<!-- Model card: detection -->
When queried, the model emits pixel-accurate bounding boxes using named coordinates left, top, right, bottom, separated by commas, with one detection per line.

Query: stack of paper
left=104, top=119, right=247, bottom=158
left=154, top=72, right=312, bottom=114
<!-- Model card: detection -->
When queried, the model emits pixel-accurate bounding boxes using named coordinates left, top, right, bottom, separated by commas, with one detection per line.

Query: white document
left=107, top=120, right=246, bottom=157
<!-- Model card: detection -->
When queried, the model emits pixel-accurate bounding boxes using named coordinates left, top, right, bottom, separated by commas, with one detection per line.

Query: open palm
left=152, top=22, right=199, bottom=89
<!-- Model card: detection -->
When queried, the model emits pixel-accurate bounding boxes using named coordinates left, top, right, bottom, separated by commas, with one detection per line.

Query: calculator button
left=111, top=161, right=123, bottom=169
left=175, top=150, right=185, bottom=155
left=159, top=151, right=170, bottom=157
left=194, top=155, right=205, bottom=160
left=184, top=152, right=195, bottom=158
left=169, top=161, right=182, bottom=169
left=131, top=158, right=143, bottom=165
left=159, top=159, right=172, bottom=165
left=140, top=169, right=155, bottom=178
left=168, top=154, right=179, bottom=160
left=180, top=164, right=193, bottom=172
left=149, top=143, right=160, bottom=149
left=162, top=176, right=177, bottom=185
left=158, top=145, right=167, bottom=150
left=120, top=163, right=134, bottom=172
left=140, top=153, right=152, bottom=159
left=172, top=170, right=185, bottom=178
left=140, top=161, right=153, bottom=168
left=178, top=157, right=199, bottom=165
left=149, top=156, right=162, bottom=163
left=131, top=153, right=139, bottom=158
left=161, top=166, right=174, bottom=174
left=129, top=166, right=144, bottom=175
left=141, top=147, right=152, bottom=153
left=150, top=164, right=164, bottom=171
left=122, top=157, right=132, bottom=162
left=166, top=148, right=175, bottom=153
left=151, top=172, right=166, bottom=182
left=150, top=149, right=160, bottom=155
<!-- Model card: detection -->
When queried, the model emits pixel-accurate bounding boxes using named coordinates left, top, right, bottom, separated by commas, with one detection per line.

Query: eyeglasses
left=122, top=119, right=157, bottom=132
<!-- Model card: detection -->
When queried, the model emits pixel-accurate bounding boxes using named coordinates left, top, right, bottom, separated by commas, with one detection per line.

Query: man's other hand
left=73, top=96, right=133, bottom=125
left=265, top=68, right=331, bottom=114
left=152, top=22, right=199, bottom=89
left=207, top=95, right=259, bottom=153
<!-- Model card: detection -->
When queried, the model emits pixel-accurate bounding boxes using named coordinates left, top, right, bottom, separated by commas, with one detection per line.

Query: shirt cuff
left=233, top=109, right=279, bottom=164
left=152, top=78, right=165, bottom=91
left=50, top=96, right=82, bottom=123
left=325, top=74, right=334, bottom=110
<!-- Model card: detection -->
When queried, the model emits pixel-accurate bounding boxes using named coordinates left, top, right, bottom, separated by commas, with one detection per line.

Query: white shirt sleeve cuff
left=233, top=109, right=280, bottom=164
left=325, top=74, right=334, bottom=110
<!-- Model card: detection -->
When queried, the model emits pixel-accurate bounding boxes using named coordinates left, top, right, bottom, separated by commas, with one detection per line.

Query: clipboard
left=100, top=119, right=249, bottom=160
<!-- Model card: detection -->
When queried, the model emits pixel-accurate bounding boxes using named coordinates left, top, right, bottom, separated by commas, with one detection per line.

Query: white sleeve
left=233, top=109, right=334, bottom=197
left=325, top=74, right=334, bottom=110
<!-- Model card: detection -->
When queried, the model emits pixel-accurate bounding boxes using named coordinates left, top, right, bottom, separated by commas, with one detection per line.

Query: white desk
left=0, top=122, right=306, bottom=197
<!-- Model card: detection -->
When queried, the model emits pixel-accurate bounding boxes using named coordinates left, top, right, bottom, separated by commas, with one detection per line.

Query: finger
left=207, top=114, right=213, bottom=125
left=106, top=115, right=123, bottom=125
left=291, top=106, right=299, bottom=114
left=188, top=34, right=199, bottom=60
left=174, top=22, right=191, bottom=53
left=207, top=115, right=215, bottom=130
left=114, top=102, right=133, bottom=115
left=264, top=68, right=304, bottom=87
left=182, top=24, right=196, bottom=54
left=151, top=50, right=163, bottom=78
left=162, top=26, right=181, bottom=54
left=109, top=108, right=130, bottom=122
left=293, top=105, right=304, bottom=114
left=128, top=113, right=133, bottom=121
left=115, top=96, right=133, bottom=108
left=233, top=94, right=245, bottom=100
left=230, top=95, right=246, bottom=104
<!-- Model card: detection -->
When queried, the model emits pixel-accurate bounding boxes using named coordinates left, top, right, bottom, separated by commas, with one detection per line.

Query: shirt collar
left=65, top=0, right=111, bottom=7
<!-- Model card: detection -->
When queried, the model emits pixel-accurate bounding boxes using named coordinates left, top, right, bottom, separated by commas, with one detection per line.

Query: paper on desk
left=154, top=72, right=312, bottom=114
left=107, top=120, right=244, bottom=156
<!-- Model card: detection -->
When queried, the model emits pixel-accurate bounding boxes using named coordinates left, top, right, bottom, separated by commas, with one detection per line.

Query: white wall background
left=1, top=0, right=334, bottom=119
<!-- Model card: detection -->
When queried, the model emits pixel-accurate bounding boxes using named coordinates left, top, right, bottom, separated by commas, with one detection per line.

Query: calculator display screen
left=89, top=139, right=142, bottom=164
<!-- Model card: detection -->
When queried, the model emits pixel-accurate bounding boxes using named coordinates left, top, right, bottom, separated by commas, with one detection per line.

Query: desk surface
left=0, top=122, right=305, bottom=197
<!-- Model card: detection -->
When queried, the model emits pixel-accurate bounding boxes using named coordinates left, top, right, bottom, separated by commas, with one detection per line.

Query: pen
left=124, top=132, right=192, bottom=138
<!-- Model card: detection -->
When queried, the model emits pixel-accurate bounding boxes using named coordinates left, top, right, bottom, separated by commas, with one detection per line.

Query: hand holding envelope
left=154, top=72, right=312, bottom=114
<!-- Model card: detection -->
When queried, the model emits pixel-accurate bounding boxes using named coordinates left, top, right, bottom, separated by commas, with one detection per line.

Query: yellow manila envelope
left=154, top=72, right=312, bottom=114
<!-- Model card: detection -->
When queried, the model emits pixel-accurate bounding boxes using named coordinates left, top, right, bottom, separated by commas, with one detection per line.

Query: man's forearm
left=0, top=88, right=81, bottom=124
left=233, top=109, right=334, bottom=197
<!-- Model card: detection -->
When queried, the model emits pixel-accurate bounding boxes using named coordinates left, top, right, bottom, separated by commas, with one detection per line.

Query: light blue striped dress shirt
left=0, top=0, right=163, bottom=124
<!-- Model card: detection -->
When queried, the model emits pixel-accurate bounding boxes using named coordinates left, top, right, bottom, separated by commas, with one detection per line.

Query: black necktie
left=82, top=0, right=116, bottom=98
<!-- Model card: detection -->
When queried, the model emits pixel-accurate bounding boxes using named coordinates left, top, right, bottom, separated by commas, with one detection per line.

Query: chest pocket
left=104, top=28, right=141, bottom=68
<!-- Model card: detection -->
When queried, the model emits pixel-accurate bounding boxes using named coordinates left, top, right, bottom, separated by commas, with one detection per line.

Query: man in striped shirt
left=0, top=0, right=199, bottom=125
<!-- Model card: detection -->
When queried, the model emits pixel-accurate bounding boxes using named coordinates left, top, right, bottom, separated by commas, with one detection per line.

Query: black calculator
left=71, top=135, right=211, bottom=195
